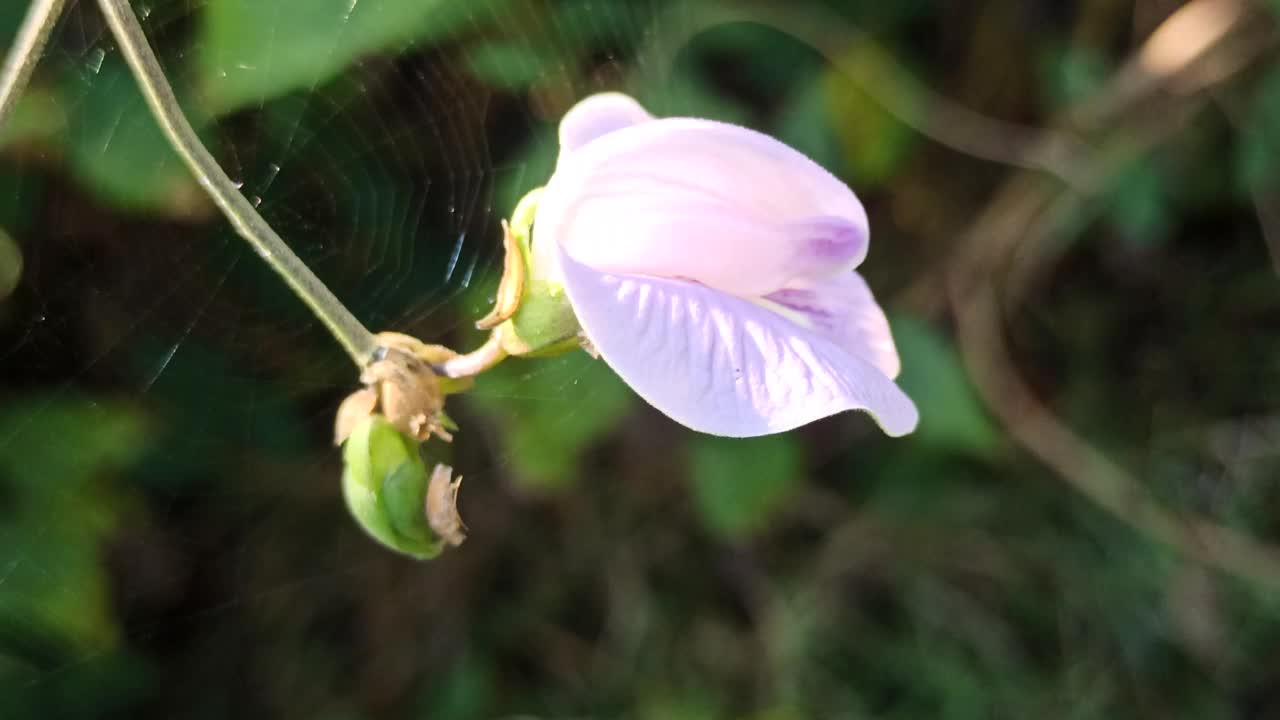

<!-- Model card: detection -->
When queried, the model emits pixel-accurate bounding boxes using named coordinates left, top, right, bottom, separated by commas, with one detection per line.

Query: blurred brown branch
left=643, top=0, right=1280, bottom=588
left=947, top=0, right=1280, bottom=587
left=636, top=0, right=1095, bottom=186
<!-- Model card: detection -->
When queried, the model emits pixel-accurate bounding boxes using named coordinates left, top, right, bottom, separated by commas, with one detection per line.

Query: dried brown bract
left=475, top=220, right=526, bottom=330
left=333, top=387, right=378, bottom=445
left=333, top=332, right=469, bottom=446
left=425, top=463, right=467, bottom=546
left=361, top=348, right=449, bottom=443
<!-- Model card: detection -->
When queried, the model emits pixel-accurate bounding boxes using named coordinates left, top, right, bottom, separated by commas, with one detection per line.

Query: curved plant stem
left=0, top=0, right=67, bottom=131
left=95, top=0, right=379, bottom=367
left=636, top=0, right=1091, bottom=186
left=953, top=281, right=1280, bottom=589
left=439, top=329, right=508, bottom=378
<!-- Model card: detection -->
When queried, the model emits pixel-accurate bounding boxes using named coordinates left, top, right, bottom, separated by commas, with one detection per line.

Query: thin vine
left=94, top=0, right=380, bottom=367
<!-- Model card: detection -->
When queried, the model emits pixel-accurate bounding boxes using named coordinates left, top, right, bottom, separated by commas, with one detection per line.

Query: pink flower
left=532, top=93, right=918, bottom=438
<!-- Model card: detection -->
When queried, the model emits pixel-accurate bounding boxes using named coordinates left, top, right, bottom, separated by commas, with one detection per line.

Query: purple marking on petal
left=787, top=215, right=869, bottom=276
left=763, top=272, right=901, bottom=379
left=768, top=288, right=841, bottom=332
left=558, top=246, right=918, bottom=437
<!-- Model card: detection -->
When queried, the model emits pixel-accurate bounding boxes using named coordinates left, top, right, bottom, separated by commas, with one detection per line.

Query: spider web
left=0, top=0, right=725, bottom=712
left=8, top=1, right=1277, bottom=717
left=5, top=0, right=936, bottom=714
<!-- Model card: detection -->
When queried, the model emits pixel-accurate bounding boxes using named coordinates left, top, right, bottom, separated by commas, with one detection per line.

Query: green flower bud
left=341, top=414, right=444, bottom=559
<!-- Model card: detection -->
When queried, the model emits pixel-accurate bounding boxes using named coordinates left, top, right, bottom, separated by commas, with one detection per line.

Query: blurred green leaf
left=822, top=46, right=919, bottom=186
left=0, top=167, right=40, bottom=240
left=198, top=0, right=502, bottom=114
left=0, top=4, right=27, bottom=38
left=414, top=652, right=495, bottom=720
left=1042, top=44, right=1109, bottom=109
left=64, top=58, right=205, bottom=216
left=826, top=0, right=933, bottom=29
left=0, top=650, right=152, bottom=719
left=468, top=351, right=631, bottom=491
left=649, top=66, right=750, bottom=124
left=126, top=340, right=309, bottom=493
left=1104, top=160, right=1171, bottom=246
left=864, top=450, right=1007, bottom=528
left=775, top=75, right=845, bottom=178
left=689, top=434, right=801, bottom=540
left=496, top=127, right=557, bottom=226
left=0, top=397, right=148, bottom=652
left=892, top=315, right=1000, bottom=456
left=688, top=22, right=824, bottom=99
left=465, top=42, right=556, bottom=90
left=0, top=89, right=65, bottom=150
left=750, top=707, right=808, bottom=720
left=639, top=690, right=724, bottom=720
left=1235, top=64, right=1280, bottom=192
left=550, top=0, right=648, bottom=46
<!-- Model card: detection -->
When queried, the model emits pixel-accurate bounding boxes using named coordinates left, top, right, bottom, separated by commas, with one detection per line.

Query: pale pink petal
left=558, top=246, right=918, bottom=437
left=763, top=272, right=902, bottom=379
left=536, top=118, right=869, bottom=297
left=557, top=92, right=654, bottom=157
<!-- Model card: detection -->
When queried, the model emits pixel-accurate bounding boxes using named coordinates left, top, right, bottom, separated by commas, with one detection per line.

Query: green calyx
left=495, top=187, right=583, bottom=358
left=500, top=280, right=582, bottom=357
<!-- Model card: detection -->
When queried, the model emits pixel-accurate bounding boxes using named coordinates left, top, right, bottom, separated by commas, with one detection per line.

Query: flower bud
left=340, top=414, right=448, bottom=559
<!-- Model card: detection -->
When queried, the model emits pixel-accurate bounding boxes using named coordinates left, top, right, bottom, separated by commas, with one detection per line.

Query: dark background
left=2, top=0, right=1280, bottom=717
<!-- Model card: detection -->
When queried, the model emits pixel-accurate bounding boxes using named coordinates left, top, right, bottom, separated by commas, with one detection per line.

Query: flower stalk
left=94, top=0, right=379, bottom=367
left=0, top=0, right=67, bottom=133
left=438, top=327, right=509, bottom=378
left=4, top=4, right=916, bottom=552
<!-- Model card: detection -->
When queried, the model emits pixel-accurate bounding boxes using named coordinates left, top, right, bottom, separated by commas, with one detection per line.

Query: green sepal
left=498, top=186, right=583, bottom=357
left=500, top=280, right=581, bottom=357
left=341, top=415, right=443, bottom=560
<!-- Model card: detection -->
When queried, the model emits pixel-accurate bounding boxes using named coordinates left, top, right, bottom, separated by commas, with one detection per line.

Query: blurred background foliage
left=1, top=0, right=1280, bottom=717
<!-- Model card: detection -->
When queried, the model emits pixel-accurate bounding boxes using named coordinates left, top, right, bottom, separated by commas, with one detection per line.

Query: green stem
left=0, top=0, right=67, bottom=131
left=94, top=0, right=379, bottom=367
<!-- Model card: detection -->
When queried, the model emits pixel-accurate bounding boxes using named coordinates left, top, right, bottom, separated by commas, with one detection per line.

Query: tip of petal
left=862, top=397, right=920, bottom=437
left=785, top=215, right=869, bottom=279
left=558, top=92, right=654, bottom=156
